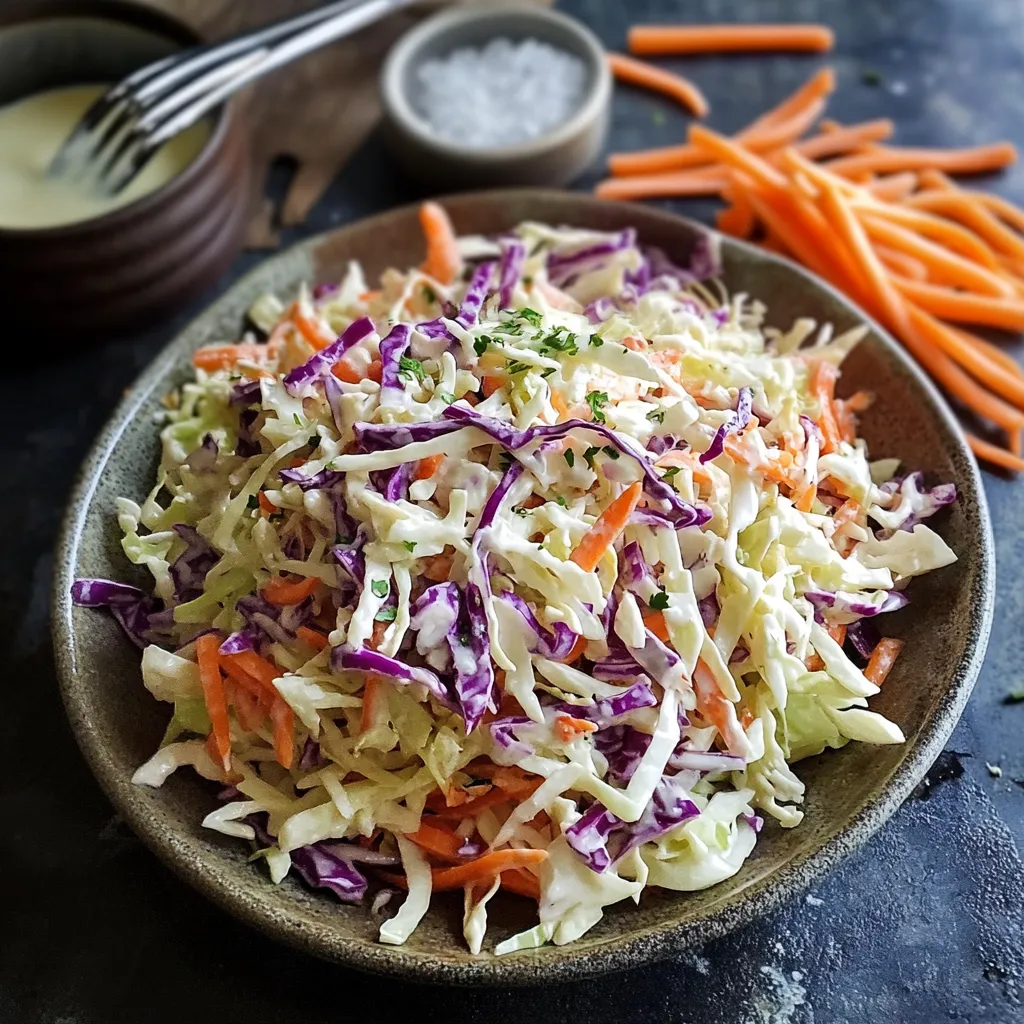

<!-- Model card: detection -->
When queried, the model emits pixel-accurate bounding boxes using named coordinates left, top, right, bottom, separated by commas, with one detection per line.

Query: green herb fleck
left=370, top=579, right=389, bottom=599
left=652, top=109, right=666, bottom=125
left=646, top=408, right=665, bottom=424
left=399, top=356, right=425, bottom=382
left=1003, top=688, right=1024, bottom=705
left=523, top=275, right=533, bottom=286
left=473, top=336, right=490, bottom=357
left=506, top=360, right=531, bottom=374
left=586, top=390, right=610, bottom=424
left=422, top=283, right=437, bottom=304
left=246, top=494, right=260, bottom=510
left=649, top=591, right=670, bottom=611
left=292, top=413, right=303, bottom=427
left=661, top=466, right=682, bottom=481
left=375, top=606, right=398, bottom=622
left=438, top=390, right=456, bottom=405
left=861, top=68, right=883, bottom=86
left=541, top=367, right=557, bottom=378
left=564, top=449, right=575, bottom=468
left=540, top=330, right=578, bottom=356
left=555, top=496, right=568, bottom=507
left=519, top=307, right=543, bottom=327
left=403, top=541, right=416, bottom=553
left=602, top=446, right=620, bottom=461
left=513, top=506, right=529, bottom=517
left=584, top=446, right=601, bottom=464
left=589, top=333, right=604, bottom=348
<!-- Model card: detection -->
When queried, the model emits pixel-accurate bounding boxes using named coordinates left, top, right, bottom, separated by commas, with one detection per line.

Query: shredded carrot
left=269, top=696, right=294, bottom=769
left=607, top=52, right=709, bottom=118
left=481, top=375, right=503, bottom=398
left=296, top=625, right=329, bottom=651
left=195, top=634, right=231, bottom=771
left=418, top=201, right=461, bottom=285
left=414, top=453, right=445, bottom=481
left=967, top=433, right=1024, bottom=471
left=421, top=549, right=455, bottom=582
left=289, top=303, right=332, bottom=351
left=405, top=821, right=472, bottom=863
left=432, top=779, right=543, bottom=821
left=226, top=679, right=264, bottom=732
left=627, top=23, right=834, bottom=56
left=827, top=623, right=848, bottom=646
left=429, top=849, right=548, bottom=892
left=809, top=360, right=843, bottom=454
left=559, top=634, right=588, bottom=664
left=257, top=491, right=276, bottom=515
left=331, top=358, right=362, bottom=384
left=499, top=868, right=542, bottom=900
left=554, top=715, right=598, bottom=743
left=261, top=574, right=321, bottom=607
left=642, top=610, right=671, bottom=643
left=221, top=650, right=280, bottom=694
left=570, top=481, right=643, bottom=572
left=864, top=637, right=904, bottom=685
left=193, top=344, right=267, bottom=371
left=824, top=142, right=1017, bottom=178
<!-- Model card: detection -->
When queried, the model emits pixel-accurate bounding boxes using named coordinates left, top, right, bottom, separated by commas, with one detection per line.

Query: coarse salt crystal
left=414, top=37, right=587, bottom=149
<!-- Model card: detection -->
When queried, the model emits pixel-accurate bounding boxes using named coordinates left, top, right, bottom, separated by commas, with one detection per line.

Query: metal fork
left=50, top=0, right=415, bottom=196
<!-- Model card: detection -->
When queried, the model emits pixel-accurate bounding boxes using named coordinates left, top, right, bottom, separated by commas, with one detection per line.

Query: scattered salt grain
left=415, top=37, right=587, bottom=148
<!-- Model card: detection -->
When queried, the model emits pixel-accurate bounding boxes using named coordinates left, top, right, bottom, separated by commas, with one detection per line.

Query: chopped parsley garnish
left=861, top=68, right=883, bottom=86
left=649, top=591, right=670, bottom=611
left=602, top=445, right=620, bottom=460
left=438, top=390, right=456, bottom=405
left=583, top=446, right=601, bottom=464
left=564, top=449, right=575, bottom=468
left=589, top=333, right=604, bottom=348
left=519, top=307, right=543, bottom=327
left=246, top=494, right=260, bottom=510
left=403, top=541, right=416, bottom=553
left=646, top=408, right=665, bottom=423
left=292, top=413, right=303, bottom=426
left=513, top=506, right=529, bottom=517
left=523, top=275, right=533, bottom=286
left=374, top=606, right=398, bottom=622
left=555, top=496, right=568, bottom=507
left=541, top=367, right=557, bottom=378
left=661, top=466, right=682, bottom=481
left=1003, top=688, right=1024, bottom=705
left=399, top=356, right=425, bottom=382
left=422, top=283, right=437, bottom=304
left=473, top=336, right=490, bottom=356
left=539, top=329, right=578, bottom=356
left=370, top=579, right=389, bottom=599
left=586, top=391, right=610, bottom=424
left=506, top=360, right=531, bottom=374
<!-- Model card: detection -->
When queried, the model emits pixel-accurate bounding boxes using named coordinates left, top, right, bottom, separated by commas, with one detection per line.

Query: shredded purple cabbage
left=284, top=316, right=376, bottom=397
left=700, top=387, right=754, bottom=464
left=457, top=261, right=496, bottom=326
left=378, top=324, right=413, bottom=402
left=497, top=240, right=526, bottom=309
left=333, top=646, right=454, bottom=710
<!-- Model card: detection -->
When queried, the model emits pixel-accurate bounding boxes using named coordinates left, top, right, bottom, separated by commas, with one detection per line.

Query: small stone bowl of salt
left=381, top=4, right=610, bottom=189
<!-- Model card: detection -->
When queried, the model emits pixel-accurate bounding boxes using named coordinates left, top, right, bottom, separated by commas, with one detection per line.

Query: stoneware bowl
left=380, top=5, right=611, bottom=189
left=52, top=190, right=994, bottom=985
left=0, top=0, right=252, bottom=342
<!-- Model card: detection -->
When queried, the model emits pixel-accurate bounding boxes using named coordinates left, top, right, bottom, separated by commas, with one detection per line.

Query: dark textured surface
left=4, top=0, right=1024, bottom=1019
left=51, top=192, right=992, bottom=983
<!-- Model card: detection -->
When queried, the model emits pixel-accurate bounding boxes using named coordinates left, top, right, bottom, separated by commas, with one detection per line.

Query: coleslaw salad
left=72, top=202, right=958, bottom=954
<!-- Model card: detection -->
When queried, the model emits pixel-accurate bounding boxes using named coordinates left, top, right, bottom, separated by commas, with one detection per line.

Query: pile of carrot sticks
left=600, top=24, right=1024, bottom=471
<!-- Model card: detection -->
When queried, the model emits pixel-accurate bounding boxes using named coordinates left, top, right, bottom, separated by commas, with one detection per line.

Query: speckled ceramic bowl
left=52, top=191, right=994, bottom=985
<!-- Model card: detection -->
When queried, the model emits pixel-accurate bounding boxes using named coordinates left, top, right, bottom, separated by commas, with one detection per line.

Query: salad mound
left=73, top=204, right=957, bottom=954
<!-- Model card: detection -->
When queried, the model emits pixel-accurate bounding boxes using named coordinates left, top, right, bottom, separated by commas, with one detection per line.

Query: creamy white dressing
left=0, top=84, right=210, bottom=229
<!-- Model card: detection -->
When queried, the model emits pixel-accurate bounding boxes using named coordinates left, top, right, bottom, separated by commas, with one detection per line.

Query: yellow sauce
left=0, top=84, right=211, bottom=230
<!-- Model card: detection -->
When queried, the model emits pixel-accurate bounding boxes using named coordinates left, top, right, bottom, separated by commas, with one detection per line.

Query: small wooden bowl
left=0, top=0, right=252, bottom=341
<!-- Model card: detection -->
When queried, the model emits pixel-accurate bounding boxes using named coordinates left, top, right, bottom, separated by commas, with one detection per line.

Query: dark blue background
left=4, top=2, right=1022, bottom=1021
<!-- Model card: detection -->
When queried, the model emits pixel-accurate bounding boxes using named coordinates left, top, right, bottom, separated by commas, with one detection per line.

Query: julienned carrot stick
left=498, top=868, right=541, bottom=900
left=429, top=849, right=548, bottom=891
left=261, top=574, right=321, bottom=606
left=608, top=67, right=835, bottom=177
left=945, top=323, right=1024, bottom=381
left=865, top=172, right=918, bottom=201
left=890, top=276, right=1024, bottom=332
left=594, top=170, right=729, bottom=201
left=967, top=433, right=1024, bottom=471
left=864, top=637, right=904, bottom=685
left=874, top=244, right=928, bottom=281
left=414, top=454, right=445, bottom=481
left=856, top=212, right=1015, bottom=297
left=196, top=634, right=231, bottom=771
left=628, top=23, right=834, bottom=56
left=406, top=821, right=472, bottom=862
left=824, top=142, right=1018, bottom=178
left=432, top=779, right=543, bottom=821
left=788, top=119, right=896, bottom=161
left=905, top=191, right=1024, bottom=263
left=808, top=360, right=843, bottom=454
left=193, top=344, right=267, bottom=371
left=607, top=52, right=709, bottom=118
left=570, top=481, right=643, bottom=571
left=642, top=610, right=671, bottom=643
left=296, top=625, right=329, bottom=651
left=815, top=176, right=912, bottom=336
left=289, top=303, right=332, bottom=351
left=419, top=201, right=461, bottom=285
left=221, top=650, right=280, bottom=693
left=903, top=302, right=1024, bottom=409
left=716, top=187, right=755, bottom=237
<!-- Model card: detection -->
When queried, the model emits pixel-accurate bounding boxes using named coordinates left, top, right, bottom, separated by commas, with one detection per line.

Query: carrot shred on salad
left=73, top=203, right=957, bottom=958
